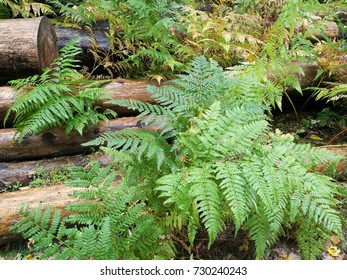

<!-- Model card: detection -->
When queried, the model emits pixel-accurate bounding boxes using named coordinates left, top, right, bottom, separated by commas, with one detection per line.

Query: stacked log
left=0, top=145, right=345, bottom=241
left=0, top=184, right=82, bottom=242
left=0, top=14, right=347, bottom=245
left=0, top=79, right=156, bottom=126
left=0, top=117, right=146, bottom=162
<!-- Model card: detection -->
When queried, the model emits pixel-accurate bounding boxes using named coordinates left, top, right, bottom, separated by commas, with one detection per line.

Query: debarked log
left=0, top=78, right=156, bottom=127
left=0, top=145, right=346, bottom=241
left=0, top=184, right=81, bottom=241
left=0, top=117, right=145, bottom=162
left=0, top=17, right=58, bottom=85
left=0, top=153, right=113, bottom=191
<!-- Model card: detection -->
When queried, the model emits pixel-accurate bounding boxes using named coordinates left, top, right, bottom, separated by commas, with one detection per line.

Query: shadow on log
left=0, top=153, right=113, bottom=191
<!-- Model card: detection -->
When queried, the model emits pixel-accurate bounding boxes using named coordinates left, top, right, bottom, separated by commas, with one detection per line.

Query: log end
left=37, top=17, right=59, bottom=70
left=0, top=17, right=58, bottom=85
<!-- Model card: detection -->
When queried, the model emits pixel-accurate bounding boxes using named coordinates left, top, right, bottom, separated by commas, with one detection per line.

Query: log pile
left=0, top=145, right=345, bottom=241
left=0, top=14, right=346, bottom=245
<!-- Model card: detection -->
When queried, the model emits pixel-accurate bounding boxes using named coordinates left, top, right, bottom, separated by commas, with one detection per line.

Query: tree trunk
left=0, top=79, right=156, bottom=127
left=0, top=17, right=58, bottom=85
left=0, top=153, right=113, bottom=191
left=0, top=117, right=145, bottom=162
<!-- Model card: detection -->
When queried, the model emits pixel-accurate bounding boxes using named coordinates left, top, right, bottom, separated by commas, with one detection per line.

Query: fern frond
left=84, top=129, right=177, bottom=170
left=188, top=167, right=225, bottom=248
left=214, top=162, right=254, bottom=232
left=106, top=99, right=169, bottom=117
left=296, top=218, right=329, bottom=260
left=6, top=39, right=115, bottom=143
left=244, top=207, right=275, bottom=259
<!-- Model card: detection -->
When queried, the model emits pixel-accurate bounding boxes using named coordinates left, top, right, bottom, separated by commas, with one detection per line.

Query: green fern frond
left=84, top=129, right=177, bottom=170
left=106, top=99, right=169, bottom=117
left=188, top=167, right=225, bottom=248
left=214, top=162, right=254, bottom=233
left=296, top=218, right=329, bottom=260
left=244, top=207, right=276, bottom=259
left=6, top=39, right=115, bottom=143
left=0, top=0, right=55, bottom=18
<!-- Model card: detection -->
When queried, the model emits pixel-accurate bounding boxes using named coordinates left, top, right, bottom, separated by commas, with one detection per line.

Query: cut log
left=291, top=61, right=320, bottom=89
left=0, top=78, right=156, bottom=127
left=0, top=153, right=113, bottom=191
left=54, top=22, right=109, bottom=71
left=0, top=117, right=145, bottom=162
left=0, top=17, right=58, bottom=85
left=0, top=145, right=345, bottom=242
left=308, top=21, right=343, bottom=40
left=0, top=184, right=81, bottom=241
left=0, top=59, right=324, bottom=127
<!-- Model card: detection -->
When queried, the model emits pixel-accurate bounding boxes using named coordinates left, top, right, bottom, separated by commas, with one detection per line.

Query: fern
left=12, top=55, right=346, bottom=260
left=11, top=164, right=173, bottom=260
left=5, top=39, right=116, bottom=143
left=0, top=0, right=54, bottom=18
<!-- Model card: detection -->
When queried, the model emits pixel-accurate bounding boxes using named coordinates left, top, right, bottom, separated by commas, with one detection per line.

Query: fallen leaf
left=309, top=134, right=323, bottom=141
left=25, top=254, right=34, bottom=260
left=327, top=246, right=341, bottom=257
left=287, top=253, right=301, bottom=260
left=331, top=235, right=340, bottom=246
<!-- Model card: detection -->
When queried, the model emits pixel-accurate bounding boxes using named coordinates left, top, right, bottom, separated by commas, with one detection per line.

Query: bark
left=0, top=117, right=146, bottom=162
left=0, top=17, right=58, bottom=85
left=54, top=22, right=109, bottom=71
left=0, top=78, right=156, bottom=127
left=0, top=153, right=113, bottom=191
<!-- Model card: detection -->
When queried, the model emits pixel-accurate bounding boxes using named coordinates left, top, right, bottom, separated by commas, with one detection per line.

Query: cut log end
left=0, top=17, right=58, bottom=84
left=37, top=17, right=59, bottom=69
